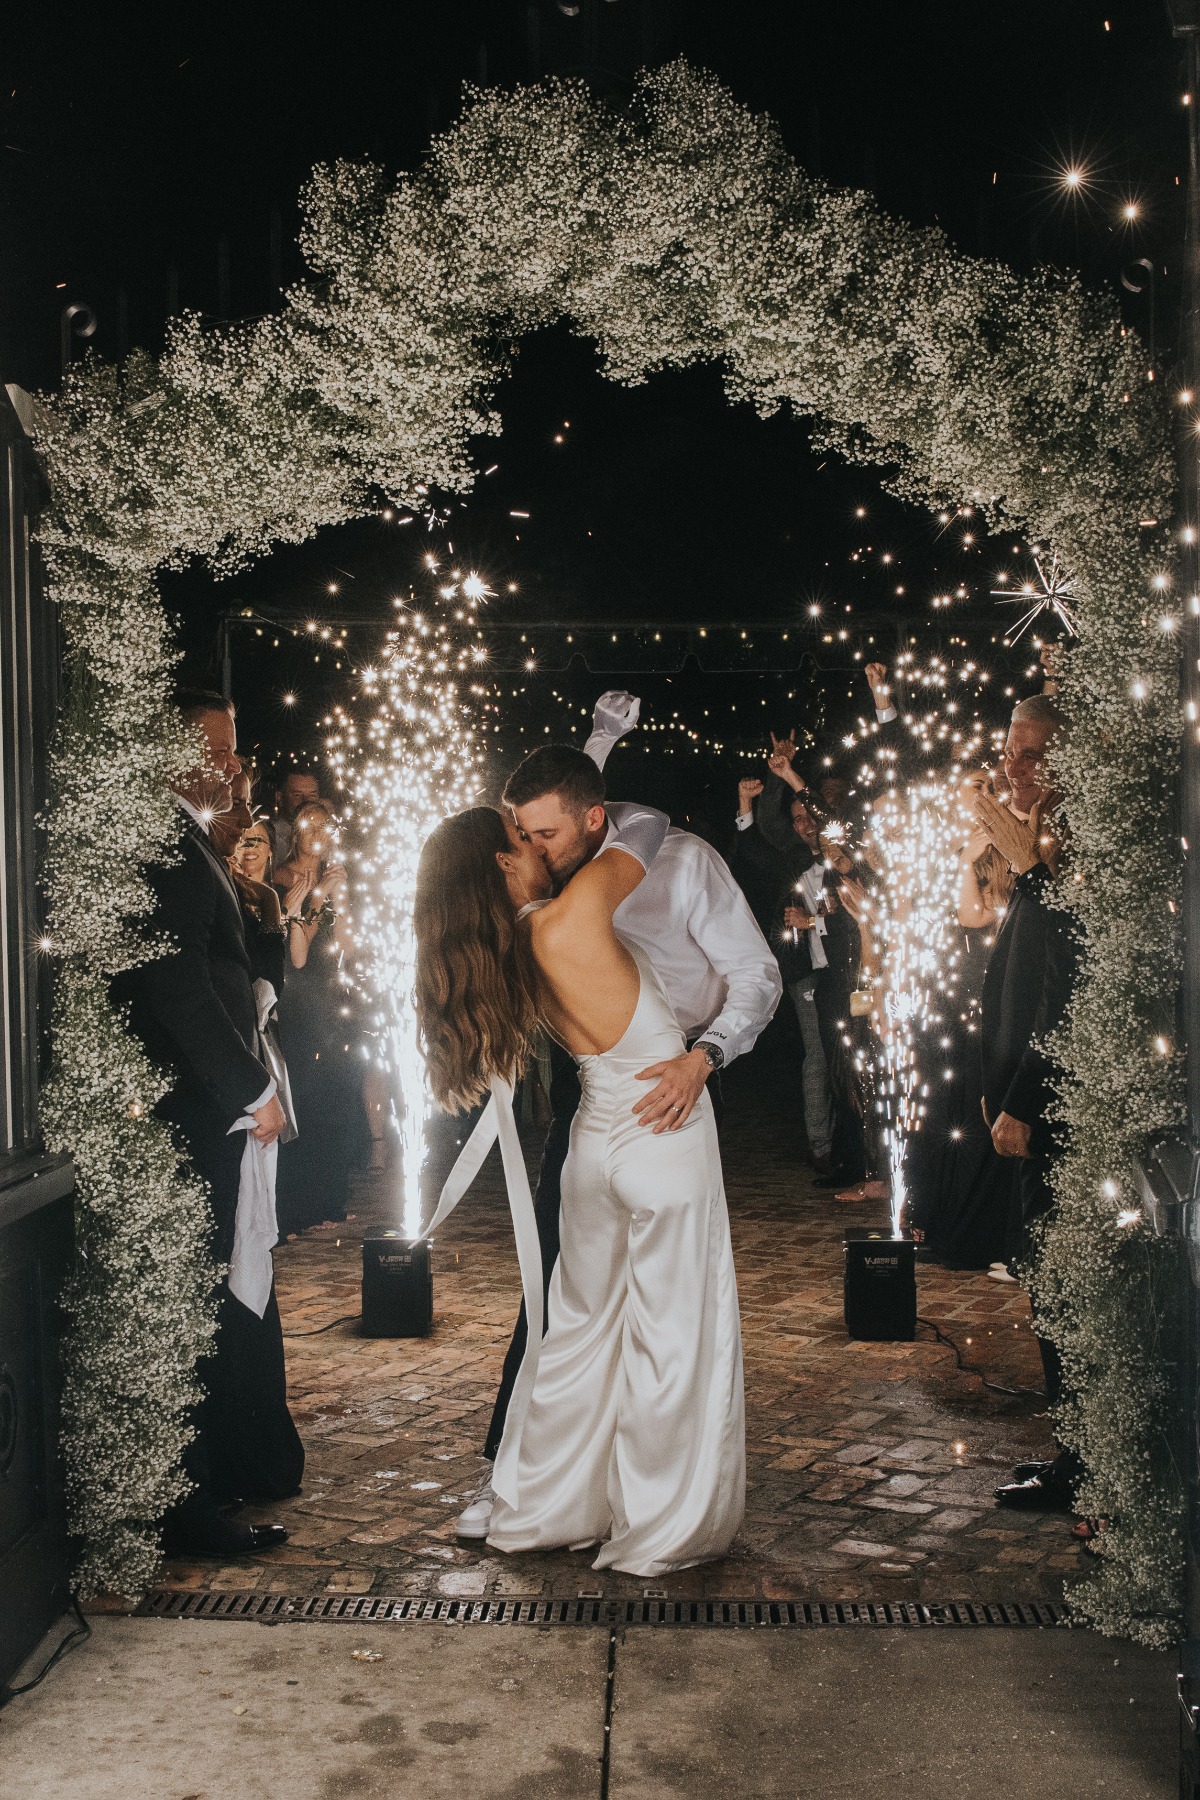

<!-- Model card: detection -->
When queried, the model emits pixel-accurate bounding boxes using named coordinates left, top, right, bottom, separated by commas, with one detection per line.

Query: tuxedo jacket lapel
left=187, top=821, right=245, bottom=929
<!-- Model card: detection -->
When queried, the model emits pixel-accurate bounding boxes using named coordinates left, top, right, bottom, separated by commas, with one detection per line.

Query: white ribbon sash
left=423, top=1076, right=542, bottom=1510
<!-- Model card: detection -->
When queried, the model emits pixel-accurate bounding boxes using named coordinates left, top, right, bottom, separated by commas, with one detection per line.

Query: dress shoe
left=244, top=1525, right=290, bottom=1552
left=164, top=1495, right=290, bottom=1557
left=217, top=1495, right=247, bottom=1516
left=811, top=1152, right=836, bottom=1180
left=1011, top=1459, right=1056, bottom=1483
left=994, top=1468, right=1075, bottom=1511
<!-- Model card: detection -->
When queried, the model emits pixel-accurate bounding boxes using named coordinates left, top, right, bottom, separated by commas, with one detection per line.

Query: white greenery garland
left=35, top=64, right=1181, bottom=1631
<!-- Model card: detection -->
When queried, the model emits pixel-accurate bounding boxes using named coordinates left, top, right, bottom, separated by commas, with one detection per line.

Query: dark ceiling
left=3, top=2, right=1183, bottom=788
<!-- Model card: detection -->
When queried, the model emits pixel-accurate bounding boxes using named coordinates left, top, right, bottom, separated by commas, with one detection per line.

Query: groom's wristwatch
left=696, top=1042, right=724, bottom=1075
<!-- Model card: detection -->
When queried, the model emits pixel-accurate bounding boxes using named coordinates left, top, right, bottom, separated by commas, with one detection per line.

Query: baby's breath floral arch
left=37, top=63, right=1183, bottom=1636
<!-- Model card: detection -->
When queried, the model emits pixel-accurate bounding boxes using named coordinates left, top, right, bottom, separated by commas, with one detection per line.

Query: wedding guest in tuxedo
left=273, top=801, right=367, bottom=1234
left=726, top=773, right=786, bottom=937
left=456, top=692, right=781, bottom=1541
left=733, top=772, right=837, bottom=1176
left=740, top=746, right=865, bottom=1185
left=973, top=696, right=1080, bottom=1510
left=113, top=690, right=300, bottom=1557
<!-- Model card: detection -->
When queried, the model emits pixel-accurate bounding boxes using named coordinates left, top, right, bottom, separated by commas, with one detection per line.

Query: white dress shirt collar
left=176, top=792, right=210, bottom=831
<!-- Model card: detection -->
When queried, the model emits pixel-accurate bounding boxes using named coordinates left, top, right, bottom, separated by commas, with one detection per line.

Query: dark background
left=3, top=0, right=1183, bottom=804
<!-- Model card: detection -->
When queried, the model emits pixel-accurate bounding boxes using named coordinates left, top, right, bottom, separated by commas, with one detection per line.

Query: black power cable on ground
left=916, top=1314, right=1046, bottom=1401
left=281, top=1312, right=361, bottom=1339
left=0, top=1599, right=92, bottom=1710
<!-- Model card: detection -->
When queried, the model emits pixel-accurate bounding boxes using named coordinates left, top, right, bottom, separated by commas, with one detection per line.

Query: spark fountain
left=840, top=685, right=992, bottom=1342
left=863, top=777, right=968, bottom=1238
left=325, top=564, right=492, bottom=1333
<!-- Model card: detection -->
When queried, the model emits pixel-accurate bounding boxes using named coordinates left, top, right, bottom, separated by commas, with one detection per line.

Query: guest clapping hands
left=275, top=802, right=351, bottom=967
left=972, top=786, right=1061, bottom=878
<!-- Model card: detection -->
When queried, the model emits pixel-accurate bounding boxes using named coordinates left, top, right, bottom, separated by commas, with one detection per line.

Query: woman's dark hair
left=502, top=744, right=605, bottom=815
left=414, top=807, right=540, bottom=1113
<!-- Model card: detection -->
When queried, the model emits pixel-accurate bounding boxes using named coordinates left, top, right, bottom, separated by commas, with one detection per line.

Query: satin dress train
left=487, top=941, right=746, bottom=1577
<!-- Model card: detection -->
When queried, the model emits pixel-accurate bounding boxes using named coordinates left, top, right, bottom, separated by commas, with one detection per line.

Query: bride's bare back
left=524, top=851, right=646, bottom=1057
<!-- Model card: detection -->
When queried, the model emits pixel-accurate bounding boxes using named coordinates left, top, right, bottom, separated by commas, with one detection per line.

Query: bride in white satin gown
left=414, top=805, right=745, bottom=1578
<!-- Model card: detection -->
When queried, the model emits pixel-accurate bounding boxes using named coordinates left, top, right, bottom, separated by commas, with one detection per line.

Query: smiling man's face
left=1003, top=719, right=1054, bottom=814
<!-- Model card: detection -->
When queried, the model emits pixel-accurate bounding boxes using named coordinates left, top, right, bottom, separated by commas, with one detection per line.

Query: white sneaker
left=454, top=1481, right=494, bottom=1539
left=987, top=1261, right=1018, bottom=1285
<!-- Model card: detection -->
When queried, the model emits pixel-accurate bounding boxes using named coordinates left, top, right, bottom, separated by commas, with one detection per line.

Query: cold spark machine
left=361, top=1234, right=433, bottom=1337
left=843, top=1228, right=917, bottom=1341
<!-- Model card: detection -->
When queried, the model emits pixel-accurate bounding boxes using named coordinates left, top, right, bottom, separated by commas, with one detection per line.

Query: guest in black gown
left=272, top=802, right=368, bottom=1234
left=909, top=785, right=1021, bottom=1268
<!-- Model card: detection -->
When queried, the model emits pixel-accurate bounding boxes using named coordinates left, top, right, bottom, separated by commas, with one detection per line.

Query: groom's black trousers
left=481, top=1042, right=725, bottom=1461
left=483, top=1045, right=580, bottom=1460
left=173, top=1105, right=304, bottom=1506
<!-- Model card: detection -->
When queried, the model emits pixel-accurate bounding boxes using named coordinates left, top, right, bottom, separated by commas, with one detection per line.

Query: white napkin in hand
left=226, top=977, right=286, bottom=1317
left=226, top=1130, right=279, bottom=1318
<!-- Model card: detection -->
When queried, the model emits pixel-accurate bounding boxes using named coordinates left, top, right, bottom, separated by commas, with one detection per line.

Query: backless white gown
left=487, top=937, right=746, bottom=1576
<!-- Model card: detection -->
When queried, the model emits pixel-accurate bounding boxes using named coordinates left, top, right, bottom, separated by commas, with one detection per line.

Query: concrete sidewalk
left=0, top=1615, right=1175, bottom=1799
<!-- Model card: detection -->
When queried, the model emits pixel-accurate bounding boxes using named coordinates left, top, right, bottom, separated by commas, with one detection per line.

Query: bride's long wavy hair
left=414, top=807, right=541, bottom=1113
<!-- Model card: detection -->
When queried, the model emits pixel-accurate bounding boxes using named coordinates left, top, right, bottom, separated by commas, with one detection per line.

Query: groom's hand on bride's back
left=632, top=1047, right=711, bottom=1133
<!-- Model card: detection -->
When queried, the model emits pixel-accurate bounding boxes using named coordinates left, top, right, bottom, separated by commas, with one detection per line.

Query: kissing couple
left=413, top=694, right=780, bottom=1577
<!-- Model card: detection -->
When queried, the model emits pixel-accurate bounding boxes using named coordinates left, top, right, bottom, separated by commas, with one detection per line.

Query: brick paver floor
left=160, top=1062, right=1085, bottom=1606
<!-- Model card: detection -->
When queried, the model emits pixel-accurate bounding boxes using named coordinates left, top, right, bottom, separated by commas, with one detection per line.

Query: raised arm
left=584, top=689, right=641, bottom=771
left=755, top=768, right=800, bottom=856
left=603, top=800, right=670, bottom=875
left=548, top=804, right=671, bottom=931
left=865, top=661, right=897, bottom=723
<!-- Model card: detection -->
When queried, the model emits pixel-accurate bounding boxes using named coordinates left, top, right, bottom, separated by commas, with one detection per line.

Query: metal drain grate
left=139, top=1590, right=1066, bottom=1629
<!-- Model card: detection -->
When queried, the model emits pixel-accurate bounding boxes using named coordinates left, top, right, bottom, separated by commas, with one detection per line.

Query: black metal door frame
left=1150, top=10, right=1200, bottom=1795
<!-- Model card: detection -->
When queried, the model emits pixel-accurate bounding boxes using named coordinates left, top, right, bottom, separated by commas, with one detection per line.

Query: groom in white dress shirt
left=460, top=693, right=781, bottom=1537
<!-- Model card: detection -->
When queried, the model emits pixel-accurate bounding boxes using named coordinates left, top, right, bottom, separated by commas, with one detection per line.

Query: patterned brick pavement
left=160, top=1065, right=1086, bottom=1605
